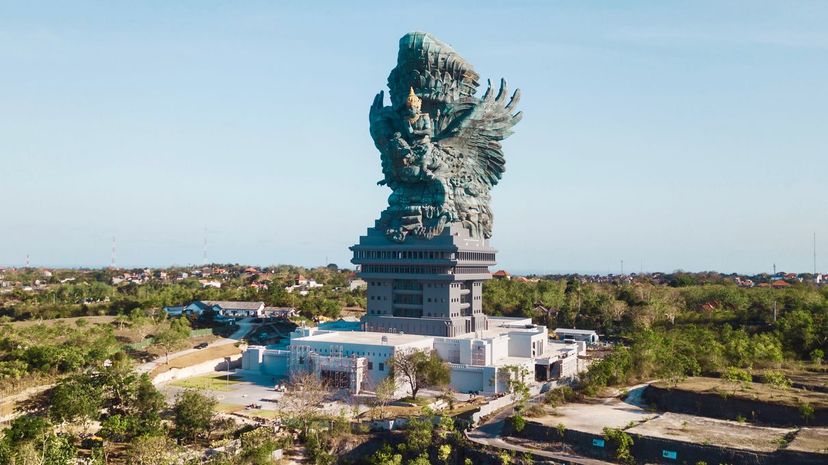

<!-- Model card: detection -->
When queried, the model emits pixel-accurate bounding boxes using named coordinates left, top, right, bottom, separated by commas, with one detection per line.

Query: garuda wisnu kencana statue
left=369, top=32, right=522, bottom=243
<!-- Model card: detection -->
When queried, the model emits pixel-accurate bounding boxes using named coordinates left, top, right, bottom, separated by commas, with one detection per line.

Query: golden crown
left=406, top=87, right=421, bottom=108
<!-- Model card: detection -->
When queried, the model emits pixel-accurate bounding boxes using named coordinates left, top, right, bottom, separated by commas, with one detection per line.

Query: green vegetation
left=0, top=319, right=121, bottom=396
left=368, top=411, right=463, bottom=465
left=487, top=276, right=827, bottom=402
left=603, top=427, right=635, bottom=464
left=0, top=313, right=196, bottom=397
left=172, top=389, right=219, bottom=443
left=0, top=351, right=168, bottom=464
left=485, top=277, right=827, bottom=361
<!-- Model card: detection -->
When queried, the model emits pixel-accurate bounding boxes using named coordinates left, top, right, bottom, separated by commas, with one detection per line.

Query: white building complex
left=242, top=315, right=584, bottom=395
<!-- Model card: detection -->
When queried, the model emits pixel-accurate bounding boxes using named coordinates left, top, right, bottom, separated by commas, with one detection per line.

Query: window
left=379, top=363, right=384, bottom=371
left=367, top=361, right=373, bottom=370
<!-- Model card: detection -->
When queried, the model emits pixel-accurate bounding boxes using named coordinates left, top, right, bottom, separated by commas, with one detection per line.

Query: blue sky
left=1, top=1, right=826, bottom=274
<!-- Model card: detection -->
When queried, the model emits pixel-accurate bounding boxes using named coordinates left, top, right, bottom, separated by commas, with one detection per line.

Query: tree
left=127, top=435, right=179, bottom=465
left=5, top=415, right=51, bottom=444
left=398, top=416, right=433, bottom=455
left=238, top=427, right=280, bottom=465
left=373, top=376, right=396, bottom=419
left=48, top=376, right=102, bottom=428
left=172, top=390, right=217, bottom=443
left=278, top=371, right=330, bottom=438
left=389, top=349, right=450, bottom=400
left=369, top=444, right=402, bottom=465
left=154, top=318, right=190, bottom=364
left=501, top=365, right=531, bottom=404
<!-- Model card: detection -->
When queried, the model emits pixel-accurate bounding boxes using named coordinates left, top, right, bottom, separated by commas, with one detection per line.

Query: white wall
left=449, top=366, right=486, bottom=393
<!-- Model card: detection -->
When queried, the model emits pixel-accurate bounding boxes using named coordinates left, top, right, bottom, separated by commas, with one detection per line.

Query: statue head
left=405, top=86, right=422, bottom=118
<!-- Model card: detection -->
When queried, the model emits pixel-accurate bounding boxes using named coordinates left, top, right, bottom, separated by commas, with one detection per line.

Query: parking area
left=159, top=371, right=374, bottom=419
left=160, top=371, right=283, bottom=413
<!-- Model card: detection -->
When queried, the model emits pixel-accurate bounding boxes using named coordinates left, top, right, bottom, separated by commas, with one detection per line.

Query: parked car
left=194, top=342, right=209, bottom=349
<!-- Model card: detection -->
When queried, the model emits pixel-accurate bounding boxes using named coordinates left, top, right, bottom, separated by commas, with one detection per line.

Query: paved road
left=466, top=398, right=615, bottom=465
left=136, top=318, right=255, bottom=374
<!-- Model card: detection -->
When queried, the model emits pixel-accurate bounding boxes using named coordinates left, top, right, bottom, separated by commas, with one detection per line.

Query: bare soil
left=786, top=427, right=828, bottom=454
left=627, top=411, right=794, bottom=452
left=651, top=377, right=828, bottom=409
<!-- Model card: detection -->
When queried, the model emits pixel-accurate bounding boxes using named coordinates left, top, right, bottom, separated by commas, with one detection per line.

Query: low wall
left=644, top=384, right=828, bottom=426
left=470, top=394, right=518, bottom=425
left=512, top=420, right=827, bottom=465
left=151, top=355, right=242, bottom=385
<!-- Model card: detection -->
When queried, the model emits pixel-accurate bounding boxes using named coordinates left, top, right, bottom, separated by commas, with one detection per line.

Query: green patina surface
left=369, top=32, right=522, bottom=242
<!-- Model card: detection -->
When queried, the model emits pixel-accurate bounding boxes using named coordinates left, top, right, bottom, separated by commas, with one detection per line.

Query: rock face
left=368, top=32, right=522, bottom=243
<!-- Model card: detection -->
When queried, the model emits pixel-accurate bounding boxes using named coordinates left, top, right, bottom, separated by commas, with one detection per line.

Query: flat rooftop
left=554, top=328, right=597, bottom=335
left=292, top=330, right=433, bottom=347
left=454, top=317, right=543, bottom=340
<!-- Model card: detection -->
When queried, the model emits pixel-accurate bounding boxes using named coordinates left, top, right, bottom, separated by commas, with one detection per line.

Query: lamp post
left=225, top=356, right=232, bottom=385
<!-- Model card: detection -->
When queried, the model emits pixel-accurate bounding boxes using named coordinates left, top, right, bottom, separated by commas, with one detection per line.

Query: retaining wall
left=644, top=384, right=828, bottom=426
left=511, top=420, right=827, bottom=465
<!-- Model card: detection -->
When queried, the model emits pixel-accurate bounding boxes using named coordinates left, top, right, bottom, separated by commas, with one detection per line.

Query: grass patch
left=216, top=403, right=245, bottom=414
left=169, top=374, right=242, bottom=391
left=237, top=409, right=281, bottom=420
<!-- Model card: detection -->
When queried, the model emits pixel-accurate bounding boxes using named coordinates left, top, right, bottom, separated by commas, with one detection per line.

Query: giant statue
left=369, top=32, right=522, bottom=243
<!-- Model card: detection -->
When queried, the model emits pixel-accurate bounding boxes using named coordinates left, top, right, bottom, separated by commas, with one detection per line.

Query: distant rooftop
left=293, top=330, right=433, bottom=347
left=200, top=300, right=264, bottom=310
left=554, top=328, right=597, bottom=335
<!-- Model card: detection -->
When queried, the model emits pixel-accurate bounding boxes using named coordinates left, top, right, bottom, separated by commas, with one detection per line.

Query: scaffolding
left=288, top=343, right=368, bottom=393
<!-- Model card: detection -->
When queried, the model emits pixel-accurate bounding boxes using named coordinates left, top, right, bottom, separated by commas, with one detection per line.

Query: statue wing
left=369, top=91, right=397, bottom=186
left=433, top=79, right=522, bottom=188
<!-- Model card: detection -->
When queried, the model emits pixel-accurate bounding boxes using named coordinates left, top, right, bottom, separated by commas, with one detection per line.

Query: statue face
left=405, top=101, right=421, bottom=118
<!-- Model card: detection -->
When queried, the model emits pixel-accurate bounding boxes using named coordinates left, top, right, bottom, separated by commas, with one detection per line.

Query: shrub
left=799, top=402, right=815, bottom=423
left=811, top=349, right=824, bottom=365
left=510, top=413, right=526, bottom=432
left=523, top=404, right=546, bottom=418
left=762, top=370, right=791, bottom=389
left=603, top=427, right=635, bottom=465
left=722, top=367, right=751, bottom=384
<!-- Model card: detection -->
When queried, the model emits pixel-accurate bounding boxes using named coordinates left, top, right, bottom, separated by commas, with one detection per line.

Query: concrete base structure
left=352, top=224, right=492, bottom=337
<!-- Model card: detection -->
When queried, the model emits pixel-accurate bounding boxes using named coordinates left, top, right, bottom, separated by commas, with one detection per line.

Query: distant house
left=554, top=328, right=599, bottom=344
left=163, top=305, right=185, bottom=316
left=492, top=270, right=511, bottom=280
left=199, top=280, right=222, bottom=289
left=533, top=303, right=558, bottom=318
left=170, top=300, right=266, bottom=318
left=771, top=280, right=791, bottom=288
left=203, top=301, right=265, bottom=317
left=348, top=278, right=367, bottom=292
left=264, top=307, right=296, bottom=319
left=285, top=275, right=324, bottom=295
